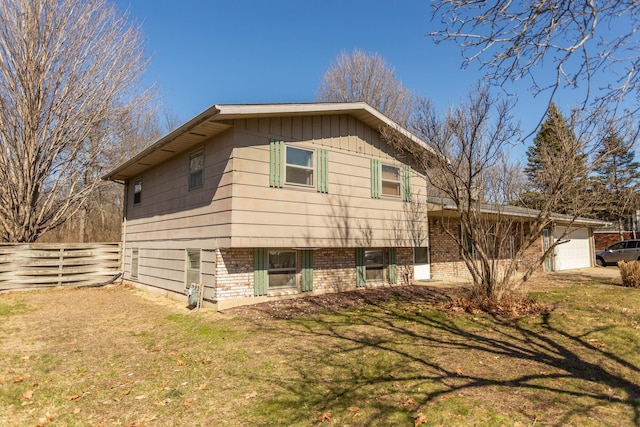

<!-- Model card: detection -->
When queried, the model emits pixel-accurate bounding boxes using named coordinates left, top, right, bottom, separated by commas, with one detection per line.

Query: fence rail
left=0, top=243, right=121, bottom=291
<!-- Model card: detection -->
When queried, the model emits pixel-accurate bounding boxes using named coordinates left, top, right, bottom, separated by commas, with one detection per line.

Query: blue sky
left=119, top=0, right=559, bottom=155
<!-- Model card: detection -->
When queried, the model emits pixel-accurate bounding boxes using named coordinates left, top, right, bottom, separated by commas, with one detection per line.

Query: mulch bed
left=225, top=285, right=458, bottom=320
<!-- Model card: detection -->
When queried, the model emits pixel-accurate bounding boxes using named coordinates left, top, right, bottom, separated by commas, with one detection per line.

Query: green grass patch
left=2, top=275, right=640, bottom=426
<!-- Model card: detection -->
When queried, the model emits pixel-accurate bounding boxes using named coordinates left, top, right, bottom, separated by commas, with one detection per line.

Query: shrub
left=618, top=260, right=640, bottom=288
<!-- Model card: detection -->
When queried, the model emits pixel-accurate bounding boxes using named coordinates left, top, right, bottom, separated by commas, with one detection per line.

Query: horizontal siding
left=229, top=121, right=427, bottom=247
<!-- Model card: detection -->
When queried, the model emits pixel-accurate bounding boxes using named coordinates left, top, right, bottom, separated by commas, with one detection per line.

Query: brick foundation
left=214, top=247, right=414, bottom=306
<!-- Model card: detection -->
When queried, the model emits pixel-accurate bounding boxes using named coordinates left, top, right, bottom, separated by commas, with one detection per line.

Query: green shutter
left=316, top=149, right=329, bottom=193
left=388, top=247, right=397, bottom=284
left=370, top=159, right=380, bottom=199
left=269, top=140, right=283, bottom=188
left=254, top=248, right=268, bottom=296
left=301, top=250, right=313, bottom=292
left=355, top=248, right=366, bottom=287
left=402, top=165, right=411, bottom=202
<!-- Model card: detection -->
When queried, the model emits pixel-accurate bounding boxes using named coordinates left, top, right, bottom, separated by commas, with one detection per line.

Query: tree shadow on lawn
left=240, top=290, right=640, bottom=426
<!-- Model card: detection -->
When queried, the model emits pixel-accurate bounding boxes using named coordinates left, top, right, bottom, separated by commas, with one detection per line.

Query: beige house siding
left=229, top=116, right=427, bottom=248
left=120, top=112, right=427, bottom=303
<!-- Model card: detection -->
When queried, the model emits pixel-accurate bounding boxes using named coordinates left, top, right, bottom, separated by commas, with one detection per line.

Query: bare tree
left=384, top=85, right=594, bottom=303
left=317, top=49, right=414, bottom=125
left=0, top=0, right=153, bottom=243
left=429, top=1, right=640, bottom=114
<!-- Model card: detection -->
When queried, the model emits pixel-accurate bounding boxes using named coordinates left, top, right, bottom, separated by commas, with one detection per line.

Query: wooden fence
left=0, top=243, right=121, bottom=291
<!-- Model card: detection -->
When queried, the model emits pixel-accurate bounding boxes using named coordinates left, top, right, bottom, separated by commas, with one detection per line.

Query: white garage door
left=553, top=227, right=592, bottom=271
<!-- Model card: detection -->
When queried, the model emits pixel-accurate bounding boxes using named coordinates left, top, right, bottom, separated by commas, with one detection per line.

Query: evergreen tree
left=520, top=103, right=588, bottom=213
left=592, top=129, right=640, bottom=236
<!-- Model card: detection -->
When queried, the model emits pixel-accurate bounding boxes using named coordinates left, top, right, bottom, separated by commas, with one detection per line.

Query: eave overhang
left=104, top=102, right=433, bottom=182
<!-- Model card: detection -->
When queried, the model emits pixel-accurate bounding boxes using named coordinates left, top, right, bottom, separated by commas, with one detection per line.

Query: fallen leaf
left=414, top=412, right=427, bottom=427
left=73, top=407, right=81, bottom=414
left=69, top=394, right=81, bottom=401
left=348, top=406, right=360, bottom=413
left=12, top=375, right=24, bottom=383
left=454, top=368, right=463, bottom=376
left=123, top=389, right=131, bottom=396
left=198, top=384, right=208, bottom=390
left=176, top=360, right=185, bottom=366
left=401, top=397, right=416, bottom=407
left=244, top=391, right=257, bottom=399
left=389, top=371, right=397, bottom=378
left=183, top=400, right=194, bottom=407
left=134, top=395, right=146, bottom=400
left=317, top=412, right=332, bottom=423
left=22, top=389, right=33, bottom=399
left=35, top=414, right=52, bottom=426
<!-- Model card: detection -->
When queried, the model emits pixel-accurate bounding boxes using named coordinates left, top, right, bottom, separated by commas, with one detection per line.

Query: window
left=189, top=150, right=204, bottom=190
left=365, top=249, right=384, bottom=281
left=133, top=177, right=142, bottom=205
left=186, top=249, right=201, bottom=286
left=285, top=146, right=313, bottom=186
left=414, top=247, right=429, bottom=265
left=268, top=250, right=297, bottom=288
left=131, top=248, right=139, bottom=278
left=381, top=164, right=400, bottom=196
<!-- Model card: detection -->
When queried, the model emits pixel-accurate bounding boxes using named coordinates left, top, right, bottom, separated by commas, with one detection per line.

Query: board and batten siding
left=228, top=115, right=428, bottom=248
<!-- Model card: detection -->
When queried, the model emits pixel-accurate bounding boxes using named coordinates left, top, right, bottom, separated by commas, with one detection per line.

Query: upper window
left=189, top=150, right=204, bottom=190
left=381, top=164, right=400, bottom=196
left=286, top=146, right=313, bottom=186
left=133, top=177, right=142, bottom=205
left=186, top=249, right=201, bottom=286
left=268, top=250, right=297, bottom=289
left=365, top=249, right=384, bottom=281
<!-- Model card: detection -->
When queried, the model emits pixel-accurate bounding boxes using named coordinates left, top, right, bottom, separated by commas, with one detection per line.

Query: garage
left=553, top=226, right=592, bottom=270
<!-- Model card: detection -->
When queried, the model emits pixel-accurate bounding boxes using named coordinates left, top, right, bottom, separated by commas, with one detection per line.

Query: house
left=105, top=103, right=433, bottom=309
left=105, top=102, right=606, bottom=310
left=426, top=197, right=609, bottom=278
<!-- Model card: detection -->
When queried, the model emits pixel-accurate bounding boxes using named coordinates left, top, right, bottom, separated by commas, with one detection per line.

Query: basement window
left=268, top=250, right=297, bottom=289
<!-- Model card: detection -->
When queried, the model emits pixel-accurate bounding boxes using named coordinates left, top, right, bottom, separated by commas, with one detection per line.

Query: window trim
left=380, top=163, right=401, bottom=197
left=285, top=145, right=314, bottom=187
left=133, top=177, right=142, bottom=205
left=185, top=249, right=201, bottom=287
left=364, top=248, right=385, bottom=281
left=131, top=248, right=139, bottom=279
left=188, top=149, right=204, bottom=191
left=267, top=249, right=298, bottom=289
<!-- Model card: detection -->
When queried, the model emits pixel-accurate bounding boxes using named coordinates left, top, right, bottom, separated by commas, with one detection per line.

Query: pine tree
left=592, top=129, right=640, bottom=236
left=520, top=103, right=588, bottom=213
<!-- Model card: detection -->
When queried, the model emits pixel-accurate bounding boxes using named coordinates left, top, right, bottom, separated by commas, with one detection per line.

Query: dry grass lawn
left=0, top=269, right=639, bottom=426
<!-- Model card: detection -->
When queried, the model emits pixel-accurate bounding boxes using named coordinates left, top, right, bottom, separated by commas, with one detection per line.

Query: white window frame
left=268, top=249, right=297, bottom=289
left=365, top=249, right=384, bottom=281
left=131, top=248, right=139, bottom=279
left=285, top=146, right=314, bottom=186
left=185, top=249, right=201, bottom=287
left=381, top=164, right=401, bottom=197
left=189, top=149, right=204, bottom=191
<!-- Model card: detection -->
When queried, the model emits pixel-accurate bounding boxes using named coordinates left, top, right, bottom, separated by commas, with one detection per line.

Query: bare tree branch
left=0, top=0, right=155, bottom=242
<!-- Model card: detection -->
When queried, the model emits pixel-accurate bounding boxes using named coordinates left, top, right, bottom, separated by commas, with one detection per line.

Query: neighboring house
left=426, top=197, right=608, bottom=279
left=105, top=103, right=432, bottom=309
